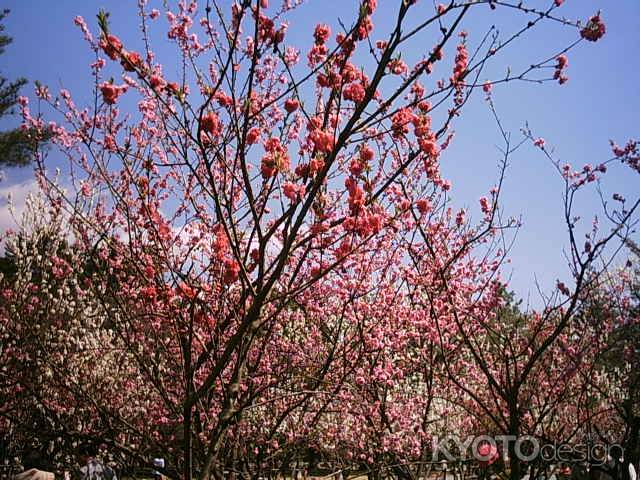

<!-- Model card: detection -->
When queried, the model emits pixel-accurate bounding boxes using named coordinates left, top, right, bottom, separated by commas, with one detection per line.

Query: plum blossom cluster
left=580, top=14, right=606, bottom=42
left=554, top=54, right=569, bottom=85
left=611, top=139, right=640, bottom=174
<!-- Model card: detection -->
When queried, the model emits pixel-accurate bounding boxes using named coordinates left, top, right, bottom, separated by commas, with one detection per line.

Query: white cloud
left=0, top=178, right=39, bottom=234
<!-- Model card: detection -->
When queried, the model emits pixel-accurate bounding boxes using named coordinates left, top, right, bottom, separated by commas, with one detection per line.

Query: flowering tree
left=4, top=0, right=637, bottom=479
left=424, top=135, right=640, bottom=480
left=576, top=253, right=640, bottom=471
left=0, top=192, right=160, bottom=470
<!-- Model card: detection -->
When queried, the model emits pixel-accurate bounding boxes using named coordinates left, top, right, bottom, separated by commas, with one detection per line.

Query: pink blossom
left=201, top=112, right=222, bottom=137
left=343, top=82, right=366, bottom=103
left=246, top=127, right=261, bottom=145
left=149, top=75, right=165, bottom=90
left=223, top=259, right=240, bottom=284
left=283, top=182, right=305, bottom=202
left=284, top=98, right=299, bottom=113
left=100, top=34, right=123, bottom=60
left=581, top=14, right=606, bottom=42
left=310, top=130, right=334, bottom=153
left=416, top=199, right=432, bottom=215
left=313, top=24, right=331, bottom=44
left=388, top=59, right=408, bottom=75
left=99, top=82, right=127, bottom=105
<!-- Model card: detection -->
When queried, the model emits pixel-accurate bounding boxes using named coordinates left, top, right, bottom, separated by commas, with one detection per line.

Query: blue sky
left=0, top=0, right=637, bottom=303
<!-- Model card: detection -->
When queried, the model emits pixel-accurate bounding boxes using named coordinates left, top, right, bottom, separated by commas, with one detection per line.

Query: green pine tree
left=0, top=9, right=50, bottom=167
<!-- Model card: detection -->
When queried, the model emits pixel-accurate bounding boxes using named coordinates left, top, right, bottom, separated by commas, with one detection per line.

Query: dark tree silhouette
left=0, top=9, right=50, bottom=167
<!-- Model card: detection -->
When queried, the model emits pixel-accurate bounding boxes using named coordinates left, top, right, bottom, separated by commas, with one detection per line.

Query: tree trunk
left=184, top=404, right=193, bottom=480
left=627, top=415, right=639, bottom=470
left=508, top=398, right=521, bottom=480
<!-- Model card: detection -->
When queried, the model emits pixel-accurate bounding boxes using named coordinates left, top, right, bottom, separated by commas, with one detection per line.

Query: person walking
left=13, top=451, right=54, bottom=480
left=609, top=446, right=636, bottom=480
left=77, top=447, right=117, bottom=480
